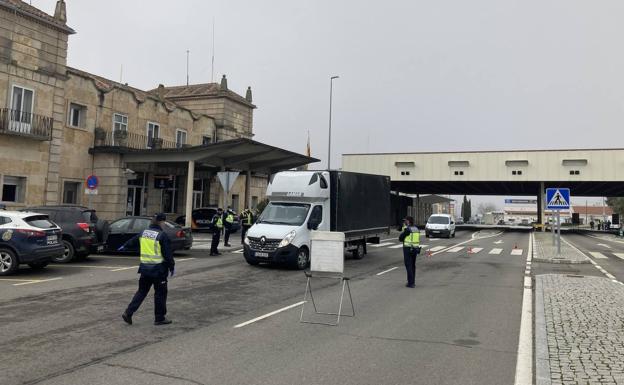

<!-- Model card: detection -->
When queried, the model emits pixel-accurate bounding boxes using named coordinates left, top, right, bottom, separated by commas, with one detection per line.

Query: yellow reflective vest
left=402, top=225, right=420, bottom=248
left=215, top=215, right=223, bottom=229
left=225, top=213, right=234, bottom=224
left=139, top=229, right=164, bottom=265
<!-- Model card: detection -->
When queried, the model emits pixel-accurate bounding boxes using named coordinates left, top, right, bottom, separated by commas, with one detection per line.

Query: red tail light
left=16, top=229, right=45, bottom=237
left=176, top=230, right=185, bottom=238
left=77, top=223, right=90, bottom=233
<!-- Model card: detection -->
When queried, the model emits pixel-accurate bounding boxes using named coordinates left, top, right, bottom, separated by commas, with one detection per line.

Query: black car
left=103, top=216, right=193, bottom=254
left=175, top=207, right=240, bottom=233
left=22, top=206, right=108, bottom=263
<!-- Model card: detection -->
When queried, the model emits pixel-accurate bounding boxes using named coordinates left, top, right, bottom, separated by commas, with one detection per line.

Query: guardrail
left=0, top=108, right=53, bottom=140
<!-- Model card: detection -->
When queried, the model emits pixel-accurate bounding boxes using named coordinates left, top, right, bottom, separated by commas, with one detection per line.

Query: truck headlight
left=244, top=236, right=250, bottom=245
left=278, top=230, right=296, bottom=248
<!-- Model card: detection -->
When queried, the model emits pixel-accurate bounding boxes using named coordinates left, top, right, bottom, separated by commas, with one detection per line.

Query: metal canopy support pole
left=244, top=169, right=251, bottom=210
left=538, top=183, right=545, bottom=229
left=557, top=210, right=561, bottom=254
left=185, top=160, right=195, bottom=228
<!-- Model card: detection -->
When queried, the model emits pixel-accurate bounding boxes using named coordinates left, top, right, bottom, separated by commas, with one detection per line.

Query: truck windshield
left=428, top=216, right=450, bottom=224
left=258, top=203, right=311, bottom=226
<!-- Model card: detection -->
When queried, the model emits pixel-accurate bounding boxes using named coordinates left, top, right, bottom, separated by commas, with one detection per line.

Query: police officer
left=223, top=208, right=235, bottom=247
left=121, top=213, right=174, bottom=325
left=240, top=208, right=254, bottom=244
left=398, top=216, right=420, bottom=288
left=210, top=208, right=224, bottom=256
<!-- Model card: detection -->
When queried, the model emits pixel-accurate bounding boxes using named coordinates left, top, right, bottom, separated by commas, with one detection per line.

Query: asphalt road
left=0, top=230, right=531, bottom=385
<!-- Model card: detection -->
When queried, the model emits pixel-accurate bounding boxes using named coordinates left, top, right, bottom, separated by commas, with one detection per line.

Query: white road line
left=589, top=252, right=608, bottom=259
left=468, top=247, right=483, bottom=254
left=389, top=244, right=405, bottom=249
left=562, top=237, right=623, bottom=284
left=370, top=242, right=395, bottom=248
left=447, top=246, right=464, bottom=253
left=13, top=277, right=63, bottom=286
left=376, top=267, right=398, bottom=276
left=110, top=267, right=136, bottom=272
left=605, top=273, right=616, bottom=280
left=176, top=258, right=197, bottom=262
left=514, top=232, right=533, bottom=385
left=429, top=246, right=446, bottom=252
left=50, top=264, right=127, bottom=269
left=428, top=238, right=440, bottom=242
left=494, top=240, right=504, bottom=245
left=234, top=301, right=305, bottom=328
left=489, top=248, right=503, bottom=255
left=191, top=244, right=212, bottom=250
left=613, top=253, right=624, bottom=260
left=234, top=249, right=244, bottom=254
left=511, top=249, right=523, bottom=256
left=597, top=243, right=612, bottom=249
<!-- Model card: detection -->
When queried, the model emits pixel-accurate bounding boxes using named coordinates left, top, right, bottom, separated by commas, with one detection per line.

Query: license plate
left=97, top=245, right=104, bottom=252
left=47, top=235, right=58, bottom=245
left=255, top=252, right=269, bottom=258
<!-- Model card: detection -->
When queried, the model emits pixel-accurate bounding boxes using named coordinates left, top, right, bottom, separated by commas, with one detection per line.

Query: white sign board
left=217, top=171, right=240, bottom=193
left=310, top=231, right=345, bottom=274
left=84, top=189, right=98, bottom=195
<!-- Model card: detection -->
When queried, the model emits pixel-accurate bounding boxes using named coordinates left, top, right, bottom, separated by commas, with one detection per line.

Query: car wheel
left=28, top=261, right=49, bottom=270
left=56, top=240, right=75, bottom=263
left=0, top=249, right=19, bottom=276
left=352, top=242, right=365, bottom=260
left=293, top=247, right=309, bottom=270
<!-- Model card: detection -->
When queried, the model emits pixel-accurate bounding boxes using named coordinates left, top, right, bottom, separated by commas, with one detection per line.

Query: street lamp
left=327, top=75, right=339, bottom=170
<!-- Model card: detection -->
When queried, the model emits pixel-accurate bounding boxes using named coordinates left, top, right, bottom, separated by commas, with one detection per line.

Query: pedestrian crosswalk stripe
left=448, top=246, right=464, bottom=253
left=371, top=242, right=394, bottom=248
left=429, top=238, right=440, bottom=242
left=511, top=249, right=523, bottom=256
left=429, top=246, right=446, bottom=252
left=234, top=249, right=244, bottom=254
left=469, top=247, right=483, bottom=253
left=489, top=248, right=503, bottom=255
left=613, top=253, right=624, bottom=260
left=389, top=244, right=404, bottom=249
left=192, top=244, right=212, bottom=250
left=589, top=252, right=608, bottom=259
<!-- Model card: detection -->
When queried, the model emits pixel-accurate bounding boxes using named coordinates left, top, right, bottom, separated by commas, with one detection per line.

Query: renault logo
left=260, top=236, right=266, bottom=245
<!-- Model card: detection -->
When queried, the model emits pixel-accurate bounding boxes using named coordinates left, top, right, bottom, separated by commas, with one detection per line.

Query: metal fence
left=95, top=130, right=184, bottom=150
left=0, top=108, right=53, bottom=140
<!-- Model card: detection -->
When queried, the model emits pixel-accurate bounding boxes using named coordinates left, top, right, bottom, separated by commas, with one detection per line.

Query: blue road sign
left=546, top=188, right=570, bottom=210
left=86, top=175, right=99, bottom=190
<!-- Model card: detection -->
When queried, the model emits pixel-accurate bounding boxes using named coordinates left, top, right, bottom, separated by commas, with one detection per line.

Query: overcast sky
left=34, top=0, right=623, bottom=209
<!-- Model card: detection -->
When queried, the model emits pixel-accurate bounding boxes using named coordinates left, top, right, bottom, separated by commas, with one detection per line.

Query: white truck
left=243, top=170, right=391, bottom=269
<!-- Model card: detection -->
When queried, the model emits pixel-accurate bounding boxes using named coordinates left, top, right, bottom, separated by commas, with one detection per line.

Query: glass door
left=10, top=86, right=34, bottom=133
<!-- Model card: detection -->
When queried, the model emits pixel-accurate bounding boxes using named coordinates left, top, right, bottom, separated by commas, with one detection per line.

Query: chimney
left=220, top=75, right=228, bottom=91
left=157, top=84, right=165, bottom=99
left=54, top=0, right=67, bottom=24
left=245, top=86, right=253, bottom=103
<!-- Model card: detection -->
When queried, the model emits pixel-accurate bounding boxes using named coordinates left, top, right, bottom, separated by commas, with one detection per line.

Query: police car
left=0, top=210, right=64, bottom=275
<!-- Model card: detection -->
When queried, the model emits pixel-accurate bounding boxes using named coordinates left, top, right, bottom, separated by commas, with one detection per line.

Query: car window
left=129, top=218, right=151, bottom=233
left=0, top=216, right=11, bottom=225
left=109, top=218, right=132, bottom=233
left=310, top=205, right=323, bottom=223
left=428, top=216, right=450, bottom=224
left=82, top=211, right=97, bottom=223
left=164, top=220, right=181, bottom=229
left=24, top=215, right=57, bottom=229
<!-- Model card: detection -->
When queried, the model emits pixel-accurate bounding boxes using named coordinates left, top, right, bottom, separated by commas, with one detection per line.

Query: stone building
left=0, top=0, right=314, bottom=221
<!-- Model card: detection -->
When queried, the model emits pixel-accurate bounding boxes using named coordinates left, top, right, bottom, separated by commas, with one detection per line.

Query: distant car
left=22, top=205, right=108, bottom=263
left=425, top=214, right=456, bottom=238
left=0, top=211, right=63, bottom=275
left=175, top=207, right=240, bottom=233
left=456, top=218, right=464, bottom=225
left=102, top=216, right=193, bottom=254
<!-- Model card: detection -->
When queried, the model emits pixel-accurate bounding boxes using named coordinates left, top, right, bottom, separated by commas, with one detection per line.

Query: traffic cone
left=514, top=243, right=518, bottom=249
left=426, top=250, right=432, bottom=258
left=467, top=246, right=473, bottom=254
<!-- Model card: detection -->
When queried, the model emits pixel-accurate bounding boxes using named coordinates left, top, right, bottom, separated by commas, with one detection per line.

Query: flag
left=298, top=131, right=311, bottom=171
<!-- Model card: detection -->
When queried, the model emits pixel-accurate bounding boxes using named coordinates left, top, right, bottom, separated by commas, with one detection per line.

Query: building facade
left=0, top=0, right=296, bottom=220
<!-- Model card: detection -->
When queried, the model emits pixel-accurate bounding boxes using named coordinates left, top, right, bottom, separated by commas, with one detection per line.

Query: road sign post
left=546, top=188, right=570, bottom=255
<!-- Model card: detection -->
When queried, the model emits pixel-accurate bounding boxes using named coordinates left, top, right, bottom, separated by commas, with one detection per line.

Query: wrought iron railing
left=94, top=130, right=192, bottom=150
left=0, top=108, right=53, bottom=140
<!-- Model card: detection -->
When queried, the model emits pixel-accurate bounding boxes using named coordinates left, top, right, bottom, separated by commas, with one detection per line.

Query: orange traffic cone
left=467, top=246, right=473, bottom=254
left=514, top=243, right=518, bottom=249
left=426, top=250, right=432, bottom=258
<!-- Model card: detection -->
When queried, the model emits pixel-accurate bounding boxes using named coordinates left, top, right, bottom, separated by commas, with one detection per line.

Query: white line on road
left=494, top=240, right=504, bottom=244
left=234, top=301, right=305, bottom=328
left=376, top=267, right=398, bottom=276
left=110, top=267, right=136, bottom=272
left=370, top=242, right=395, bottom=248
left=489, top=248, right=503, bottom=255
left=562, top=237, right=623, bottom=284
left=468, top=247, right=483, bottom=254
left=514, top=232, right=533, bottom=385
left=511, top=249, right=523, bottom=256
left=613, top=253, right=624, bottom=260
left=13, top=277, right=63, bottom=286
left=597, top=243, right=612, bottom=249
left=234, top=249, right=244, bottom=254
left=389, top=244, right=405, bottom=249
left=589, top=252, right=608, bottom=259
left=447, top=247, right=464, bottom=253
left=429, top=246, right=446, bottom=252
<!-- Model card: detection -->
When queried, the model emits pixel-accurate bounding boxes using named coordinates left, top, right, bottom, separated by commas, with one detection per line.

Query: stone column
left=185, top=160, right=195, bottom=228
left=45, top=79, right=66, bottom=205
left=538, top=182, right=545, bottom=229
left=244, top=170, right=251, bottom=209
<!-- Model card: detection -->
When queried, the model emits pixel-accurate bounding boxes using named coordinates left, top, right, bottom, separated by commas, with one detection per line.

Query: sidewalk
left=533, top=232, right=590, bottom=264
left=535, top=274, right=624, bottom=385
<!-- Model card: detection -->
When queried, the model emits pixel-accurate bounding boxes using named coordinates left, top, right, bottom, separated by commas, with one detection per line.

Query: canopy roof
left=91, top=138, right=319, bottom=174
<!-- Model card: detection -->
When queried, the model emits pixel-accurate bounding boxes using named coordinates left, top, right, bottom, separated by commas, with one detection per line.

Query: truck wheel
left=56, top=240, right=75, bottom=263
left=294, top=247, right=309, bottom=270
left=28, top=261, right=49, bottom=270
left=352, top=242, right=365, bottom=260
left=0, top=249, right=19, bottom=276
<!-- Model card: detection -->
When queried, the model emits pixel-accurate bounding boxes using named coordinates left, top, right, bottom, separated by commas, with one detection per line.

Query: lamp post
left=327, top=75, right=339, bottom=170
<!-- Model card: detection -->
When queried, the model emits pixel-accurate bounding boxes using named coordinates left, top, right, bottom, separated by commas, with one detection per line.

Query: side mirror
left=307, top=220, right=320, bottom=230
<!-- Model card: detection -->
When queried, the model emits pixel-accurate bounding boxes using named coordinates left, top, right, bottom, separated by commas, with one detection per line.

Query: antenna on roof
left=119, top=64, right=123, bottom=83
left=186, top=50, right=190, bottom=86
left=211, top=17, right=215, bottom=83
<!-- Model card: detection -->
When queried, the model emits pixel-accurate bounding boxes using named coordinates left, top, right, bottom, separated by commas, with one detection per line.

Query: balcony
left=94, top=129, right=190, bottom=150
left=0, top=108, right=53, bottom=141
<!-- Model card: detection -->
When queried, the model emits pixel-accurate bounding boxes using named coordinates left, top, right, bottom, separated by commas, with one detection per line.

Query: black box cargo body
left=329, top=171, right=391, bottom=236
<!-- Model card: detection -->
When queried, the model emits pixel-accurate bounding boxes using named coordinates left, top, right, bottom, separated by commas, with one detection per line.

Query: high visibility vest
left=215, top=216, right=223, bottom=229
left=226, top=213, right=234, bottom=224
left=245, top=212, right=253, bottom=225
left=402, top=225, right=420, bottom=248
left=139, top=229, right=164, bottom=265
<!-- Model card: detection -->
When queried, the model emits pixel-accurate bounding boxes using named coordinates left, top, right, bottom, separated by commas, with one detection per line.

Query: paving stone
left=533, top=233, right=590, bottom=263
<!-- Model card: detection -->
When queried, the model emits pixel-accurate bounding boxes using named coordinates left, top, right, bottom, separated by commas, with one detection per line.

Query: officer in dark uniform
left=121, top=213, right=175, bottom=325
left=240, top=208, right=254, bottom=244
left=398, top=216, right=420, bottom=288
left=223, top=208, right=235, bottom=247
left=210, top=208, right=224, bottom=256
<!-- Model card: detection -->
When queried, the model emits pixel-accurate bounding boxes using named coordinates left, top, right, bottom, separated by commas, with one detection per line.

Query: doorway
left=126, top=172, right=147, bottom=216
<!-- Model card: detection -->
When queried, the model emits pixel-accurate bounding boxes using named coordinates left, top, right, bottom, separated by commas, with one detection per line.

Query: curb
left=532, top=258, right=591, bottom=265
left=534, top=276, right=551, bottom=385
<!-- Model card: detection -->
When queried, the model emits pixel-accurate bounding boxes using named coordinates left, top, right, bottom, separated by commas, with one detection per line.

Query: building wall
left=170, top=97, right=253, bottom=140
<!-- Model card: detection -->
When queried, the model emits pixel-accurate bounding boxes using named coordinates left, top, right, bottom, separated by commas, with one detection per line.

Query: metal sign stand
left=299, top=271, right=354, bottom=326
left=546, top=188, right=569, bottom=256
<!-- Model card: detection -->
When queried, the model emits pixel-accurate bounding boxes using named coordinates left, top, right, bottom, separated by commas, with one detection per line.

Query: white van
left=425, top=214, right=456, bottom=238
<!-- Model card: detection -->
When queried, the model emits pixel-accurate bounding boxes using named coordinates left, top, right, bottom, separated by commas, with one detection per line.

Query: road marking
left=589, top=252, right=608, bottom=259
left=191, top=244, right=212, bottom=250
left=597, top=243, right=612, bottom=249
left=234, top=249, right=244, bottom=254
left=13, top=277, right=63, bottom=286
left=110, top=267, right=136, bottom=272
left=429, top=246, right=446, bottom=252
left=447, top=246, right=464, bottom=253
left=514, top=232, right=533, bottom=385
left=511, top=249, right=523, bottom=256
left=50, top=264, right=128, bottom=269
left=494, top=240, right=504, bottom=244
left=376, top=267, right=398, bottom=276
left=562, top=237, right=623, bottom=284
left=234, top=301, right=305, bottom=328
left=428, top=238, right=440, bottom=242
left=489, top=248, right=503, bottom=255
left=389, top=244, right=405, bottom=249
left=177, top=258, right=196, bottom=262
left=370, top=242, right=396, bottom=248
left=613, top=253, right=624, bottom=260
left=468, top=247, right=483, bottom=254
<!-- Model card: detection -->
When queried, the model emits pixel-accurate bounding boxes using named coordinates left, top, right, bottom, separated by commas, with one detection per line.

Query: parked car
left=425, top=214, right=456, bottom=238
left=22, top=206, right=108, bottom=263
left=102, top=216, right=193, bottom=254
left=0, top=211, right=63, bottom=275
left=175, top=207, right=241, bottom=233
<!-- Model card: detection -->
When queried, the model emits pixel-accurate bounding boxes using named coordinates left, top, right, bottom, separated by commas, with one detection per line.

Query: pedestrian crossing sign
left=546, top=188, right=570, bottom=210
